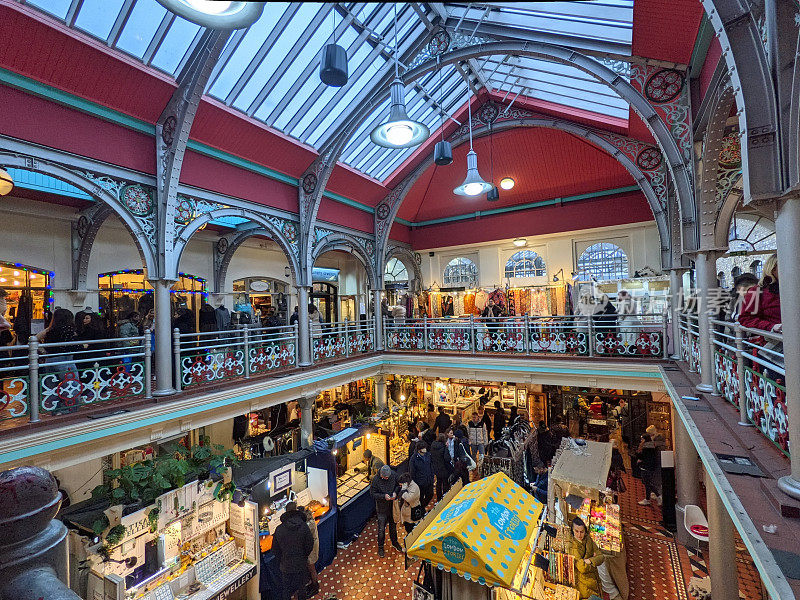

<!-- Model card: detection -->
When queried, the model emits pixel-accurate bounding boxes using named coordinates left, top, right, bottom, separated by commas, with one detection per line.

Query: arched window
left=717, top=271, right=727, bottom=289
left=443, top=257, right=478, bottom=287
left=504, top=250, right=546, bottom=278
left=384, top=258, right=408, bottom=283
left=749, top=260, right=763, bottom=278
left=731, top=266, right=742, bottom=279
left=576, top=242, right=629, bottom=281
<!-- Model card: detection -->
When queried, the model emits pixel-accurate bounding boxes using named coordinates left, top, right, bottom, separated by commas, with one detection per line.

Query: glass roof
left=22, top=1, right=635, bottom=182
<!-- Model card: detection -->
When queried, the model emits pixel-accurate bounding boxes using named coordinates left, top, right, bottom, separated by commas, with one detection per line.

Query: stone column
left=694, top=251, right=717, bottom=393
left=296, top=286, right=311, bottom=366
left=669, top=268, right=684, bottom=359
left=705, top=470, right=738, bottom=600
left=152, top=279, right=175, bottom=396
left=374, top=374, right=387, bottom=411
left=775, top=197, right=800, bottom=499
left=299, top=396, right=314, bottom=449
left=0, top=466, right=81, bottom=600
left=372, top=289, right=384, bottom=351
left=672, top=406, right=700, bottom=545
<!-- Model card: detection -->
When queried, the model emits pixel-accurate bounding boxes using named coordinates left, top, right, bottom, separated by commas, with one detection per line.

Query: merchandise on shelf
left=576, top=498, right=621, bottom=553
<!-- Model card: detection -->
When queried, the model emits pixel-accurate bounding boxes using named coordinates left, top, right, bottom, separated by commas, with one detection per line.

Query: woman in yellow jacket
left=568, top=517, right=605, bottom=599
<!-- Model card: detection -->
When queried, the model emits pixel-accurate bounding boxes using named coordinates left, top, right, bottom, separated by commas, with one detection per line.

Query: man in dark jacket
left=272, top=502, right=314, bottom=600
left=433, top=405, right=451, bottom=434
left=430, top=434, right=452, bottom=500
left=492, top=400, right=506, bottom=440
left=370, top=465, right=401, bottom=556
left=409, top=442, right=435, bottom=509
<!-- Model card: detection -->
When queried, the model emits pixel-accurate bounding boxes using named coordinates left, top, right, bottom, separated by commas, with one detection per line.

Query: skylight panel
left=73, top=0, right=126, bottom=39
left=115, top=0, right=168, bottom=59
left=25, top=0, right=73, bottom=20
left=150, top=16, right=201, bottom=73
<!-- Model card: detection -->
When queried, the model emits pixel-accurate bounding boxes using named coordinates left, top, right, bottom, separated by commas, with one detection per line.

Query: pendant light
left=320, top=7, right=348, bottom=87
left=370, top=5, right=429, bottom=149
left=453, top=79, right=492, bottom=197
left=433, top=55, right=452, bottom=166
left=486, top=123, right=499, bottom=201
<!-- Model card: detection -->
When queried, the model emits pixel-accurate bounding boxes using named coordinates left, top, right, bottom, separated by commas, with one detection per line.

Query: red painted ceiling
left=632, top=0, right=705, bottom=64
left=399, top=127, right=635, bottom=223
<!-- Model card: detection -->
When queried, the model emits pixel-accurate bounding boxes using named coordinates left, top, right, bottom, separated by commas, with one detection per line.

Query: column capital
left=297, top=395, right=315, bottom=409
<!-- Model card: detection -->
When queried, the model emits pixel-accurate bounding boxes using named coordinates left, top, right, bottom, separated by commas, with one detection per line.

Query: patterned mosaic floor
left=312, top=473, right=766, bottom=600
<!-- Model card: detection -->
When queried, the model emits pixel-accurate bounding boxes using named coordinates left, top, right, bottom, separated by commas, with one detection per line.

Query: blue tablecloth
left=259, top=507, right=337, bottom=600
left=336, top=486, right=375, bottom=544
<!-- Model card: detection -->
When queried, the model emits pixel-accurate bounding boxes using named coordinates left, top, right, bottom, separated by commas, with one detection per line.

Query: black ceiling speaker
left=434, top=140, right=453, bottom=165
left=320, top=44, right=348, bottom=87
left=487, top=186, right=500, bottom=201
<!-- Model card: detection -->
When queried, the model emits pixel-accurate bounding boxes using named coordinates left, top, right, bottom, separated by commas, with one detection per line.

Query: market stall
left=231, top=448, right=337, bottom=600
left=232, top=277, right=290, bottom=326
left=0, top=260, right=53, bottom=337
left=406, top=472, right=546, bottom=600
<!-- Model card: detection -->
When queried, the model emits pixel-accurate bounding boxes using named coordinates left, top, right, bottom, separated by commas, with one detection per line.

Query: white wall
left=420, top=221, right=661, bottom=289
left=53, top=457, right=104, bottom=504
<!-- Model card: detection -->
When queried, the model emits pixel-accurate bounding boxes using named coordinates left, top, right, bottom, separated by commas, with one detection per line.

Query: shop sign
left=249, top=280, right=270, bottom=292
left=208, top=564, right=256, bottom=600
left=269, top=464, right=294, bottom=495
left=440, top=498, right=474, bottom=522
left=441, top=535, right=466, bottom=564
left=485, top=502, right=527, bottom=540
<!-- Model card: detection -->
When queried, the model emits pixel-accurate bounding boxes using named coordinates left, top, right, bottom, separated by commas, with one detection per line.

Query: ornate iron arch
left=213, top=228, right=298, bottom=293
left=172, top=208, right=301, bottom=284
left=311, top=232, right=378, bottom=291
left=384, top=244, right=422, bottom=290
left=299, top=40, right=698, bottom=267
left=0, top=153, right=157, bottom=281
left=374, top=114, right=672, bottom=270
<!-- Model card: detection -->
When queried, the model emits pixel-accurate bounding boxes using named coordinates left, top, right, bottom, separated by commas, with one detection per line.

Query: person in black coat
left=492, top=400, right=506, bottom=440
left=593, top=295, right=618, bottom=336
left=409, top=442, right=435, bottom=509
left=272, top=502, right=314, bottom=600
left=430, top=433, right=452, bottom=501
left=433, top=405, right=451, bottom=434
left=370, top=465, right=401, bottom=557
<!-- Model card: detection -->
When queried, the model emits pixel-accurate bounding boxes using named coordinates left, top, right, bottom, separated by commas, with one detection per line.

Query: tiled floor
left=312, top=472, right=766, bottom=600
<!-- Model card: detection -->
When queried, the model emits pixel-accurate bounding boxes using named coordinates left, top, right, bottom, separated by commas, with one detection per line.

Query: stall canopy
left=407, top=472, right=543, bottom=588
left=550, top=439, right=612, bottom=502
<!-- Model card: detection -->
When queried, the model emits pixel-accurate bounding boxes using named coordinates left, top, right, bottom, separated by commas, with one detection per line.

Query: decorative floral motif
left=718, top=133, right=742, bottom=168
left=636, top=147, right=663, bottom=171
left=364, top=240, right=375, bottom=257
left=644, top=69, right=684, bottom=103
left=313, top=335, right=347, bottom=363
left=301, top=173, right=317, bottom=195
left=376, top=202, right=391, bottom=221
left=216, top=237, right=229, bottom=254
left=40, top=363, right=144, bottom=414
left=476, top=102, right=500, bottom=125
left=475, top=324, right=525, bottom=354
left=249, top=342, right=295, bottom=373
left=282, top=221, right=298, bottom=243
left=427, top=324, right=471, bottom=352
left=162, top=115, right=177, bottom=147
left=593, top=331, right=663, bottom=357
left=122, top=184, right=154, bottom=216
left=182, top=351, right=244, bottom=387
left=174, top=195, right=196, bottom=225
left=744, top=365, right=788, bottom=455
left=385, top=327, right=424, bottom=350
left=714, top=350, right=739, bottom=407
left=0, top=376, right=28, bottom=421
left=529, top=328, right=588, bottom=355
left=77, top=215, right=91, bottom=239
left=429, top=28, right=451, bottom=56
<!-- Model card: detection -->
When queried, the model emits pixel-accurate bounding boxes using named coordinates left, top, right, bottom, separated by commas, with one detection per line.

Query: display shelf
left=576, top=498, right=621, bottom=553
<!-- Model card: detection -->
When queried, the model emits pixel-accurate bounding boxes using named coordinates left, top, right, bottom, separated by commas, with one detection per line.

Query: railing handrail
left=38, top=333, right=146, bottom=348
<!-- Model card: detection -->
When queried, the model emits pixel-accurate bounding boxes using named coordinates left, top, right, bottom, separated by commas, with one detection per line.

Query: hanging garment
left=520, top=289, right=531, bottom=315
left=442, top=295, right=455, bottom=316
left=474, top=289, right=489, bottom=312
left=454, top=294, right=465, bottom=316
left=464, top=293, right=476, bottom=316
left=507, top=290, right=517, bottom=316
left=488, top=289, right=506, bottom=312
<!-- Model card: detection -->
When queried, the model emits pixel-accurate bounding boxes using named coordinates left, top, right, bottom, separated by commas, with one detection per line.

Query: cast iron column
left=775, top=197, right=800, bottom=499
left=372, top=289, right=384, bottom=351
left=299, top=396, right=314, bottom=449
left=152, top=279, right=176, bottom=396
left=669, top=268, right=685, bottom=359
left=672, top=406, right=700, bottom=545
left=374, top=374, right=387, bottom=411
left=694, top=251, right=717, bottom=393
left=705, top=470, right=738, bottom=600
left=0, top=466, right=80, bottom=600
left=297, top=286, right=311, bottom=367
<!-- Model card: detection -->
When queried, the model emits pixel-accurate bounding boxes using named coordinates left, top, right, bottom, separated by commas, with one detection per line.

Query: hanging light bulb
left=454, top=81, right=492, bottom=197
left=370, top=5, right=429, bottom=149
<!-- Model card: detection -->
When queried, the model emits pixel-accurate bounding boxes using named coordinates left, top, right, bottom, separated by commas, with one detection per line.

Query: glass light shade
left=370, top=79, right=430, bottom=148
left=513, top=238, right=527, bottom=247
left=183, top=0, right=232, bottom=13
left=500, top=177, right=515, bottom=190
left=0, top=168, right=13, bottom=196
left=157, top=0, right=263, bottom=29
left=453, top=150, right=493, bottom=196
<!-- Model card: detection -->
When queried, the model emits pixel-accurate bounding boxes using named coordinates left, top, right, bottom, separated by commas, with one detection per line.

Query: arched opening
left=715, top=210, right=776, bottom=289
left=576, top=242, right=630, bottom=281
left=442, top=257, right=478, bottom=288
left=504, top=250, right=547, bottom=280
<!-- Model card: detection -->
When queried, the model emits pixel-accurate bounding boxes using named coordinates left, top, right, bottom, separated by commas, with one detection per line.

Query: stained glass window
left=504, top=250, right=546, bottom=278
left=576, top=242, right=628, bottom=281
left=443, top=257, right=478, bottom=288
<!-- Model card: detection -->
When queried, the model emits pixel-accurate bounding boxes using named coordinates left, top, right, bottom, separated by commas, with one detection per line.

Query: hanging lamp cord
left=394, top=3, right=399, bottom=78
left=438, top=54, right=445, bottom=142
left=467, top=74, right=473, bottom=150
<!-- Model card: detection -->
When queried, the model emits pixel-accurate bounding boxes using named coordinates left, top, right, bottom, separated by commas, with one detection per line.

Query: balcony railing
left=678, top=312, right=702, bottom=374
left=174, top=325, right=297, bottom=391
left=384, top=314, right=668, bottom=358
left=312, top=319, right=375, bottom=364
left=710, top=318, right=787, bottom=456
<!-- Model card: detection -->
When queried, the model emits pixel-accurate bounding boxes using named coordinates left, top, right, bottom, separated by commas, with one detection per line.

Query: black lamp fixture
left=453, top=79, right=492, bottom=197
left=553, top=268, right=564, bottom=282
left=433, top=55, right=452, bottom=166
left=370, top=5, right=429, bottom=148
left=284, top=266, right=291, bottom=278
left=320, top=8, right=348, bottom=87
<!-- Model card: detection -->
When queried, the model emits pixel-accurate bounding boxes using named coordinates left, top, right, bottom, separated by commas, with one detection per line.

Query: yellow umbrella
left=407, top=472, right=544, bottom=588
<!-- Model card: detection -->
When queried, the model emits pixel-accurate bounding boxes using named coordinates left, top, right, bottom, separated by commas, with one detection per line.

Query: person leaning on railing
left=738, top=254, right=781, bottom=334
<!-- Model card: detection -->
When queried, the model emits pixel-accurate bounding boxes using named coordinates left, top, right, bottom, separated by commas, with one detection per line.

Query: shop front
left=98, top=270, right=207, bottom=334
left=0, top=260, right=54, bottom=337
left=232, top=277, right=289, bottom=326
